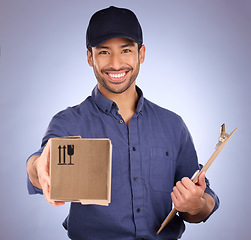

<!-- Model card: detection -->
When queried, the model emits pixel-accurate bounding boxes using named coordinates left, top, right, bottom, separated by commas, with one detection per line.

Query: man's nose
left=109, top=53, right=123, bottom=70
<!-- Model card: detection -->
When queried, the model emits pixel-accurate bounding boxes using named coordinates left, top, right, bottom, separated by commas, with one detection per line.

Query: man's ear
left=87, top=50, right=93, bottom=67
left=139, top=44, right=146, bottom=64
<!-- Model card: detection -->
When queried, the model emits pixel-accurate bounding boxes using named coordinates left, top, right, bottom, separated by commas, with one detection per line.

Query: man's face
left=87, top=38, right=145, bottom=95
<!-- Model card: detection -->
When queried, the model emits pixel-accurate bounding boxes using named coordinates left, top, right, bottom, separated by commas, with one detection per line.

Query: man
left=26, top=6, right=219, bottom=240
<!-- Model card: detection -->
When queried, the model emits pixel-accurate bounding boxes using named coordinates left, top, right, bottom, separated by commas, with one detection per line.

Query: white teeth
left=108, top=72, right=126, bottom=78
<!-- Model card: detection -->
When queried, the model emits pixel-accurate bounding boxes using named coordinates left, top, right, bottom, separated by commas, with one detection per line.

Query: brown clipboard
left=157, top=124, right=237, bottom=235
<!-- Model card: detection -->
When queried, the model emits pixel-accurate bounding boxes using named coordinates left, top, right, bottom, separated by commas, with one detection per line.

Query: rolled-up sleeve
left=26, top=152, right=43, bottom=195
left=27, top=176, right=43, bottom=195
left=203, top=169, right=220, bottom=222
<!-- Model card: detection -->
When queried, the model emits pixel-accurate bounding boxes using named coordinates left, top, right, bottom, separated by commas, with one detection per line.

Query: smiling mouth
left=105, top=70, right=130, bottom=82
left=108, top=72, right=126, bottom=78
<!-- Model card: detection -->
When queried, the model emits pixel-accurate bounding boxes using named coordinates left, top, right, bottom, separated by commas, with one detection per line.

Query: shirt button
left=137, top=208, right=141, bottom=213
left=132, top=147, right=136, bottom=151
left=133, top=177, right=138, bottom=182
left=119, top=119, right=123, bottom=124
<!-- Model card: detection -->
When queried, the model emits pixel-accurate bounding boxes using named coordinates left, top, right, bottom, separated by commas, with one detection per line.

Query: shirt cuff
left=26, top=152, right=43, bottom=195
left=203, top=186, right=220, bottom=222
left=27, top=175, right=43, bottom=195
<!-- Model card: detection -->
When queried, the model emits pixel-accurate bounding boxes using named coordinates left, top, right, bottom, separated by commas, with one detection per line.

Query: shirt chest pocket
left=149, top=147, right=175, bottom=193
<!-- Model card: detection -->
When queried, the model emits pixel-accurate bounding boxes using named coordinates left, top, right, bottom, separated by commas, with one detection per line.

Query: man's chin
left=103, top=82, right=133, bottom=95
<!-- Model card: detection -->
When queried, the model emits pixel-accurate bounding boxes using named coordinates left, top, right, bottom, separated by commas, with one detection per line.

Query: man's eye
left=99, top=51, right=109, bottom=55
left=123, top=49, right=132, bottom=53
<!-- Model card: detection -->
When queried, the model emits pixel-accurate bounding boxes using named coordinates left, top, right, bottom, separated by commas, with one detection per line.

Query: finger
left=37, top=140, right=55, bottom=205
left=171, top=192, right=178, bottom=206
left=41, top=179, right=65, bottom=206
left=172, top=186, right=182, bottom=200
left=45, top=139, right=51, bottom=163
left=40, top=141, right=51, bottom=166
left=174, top=181, right=191, bottom=202
left=171, top=191, right=185, bottom=212
left=36, top=140, right=64, bottom=207
left=181, top=177, right=196, bottom=190
left=37, top=164, right=50, bottom=188
left=42, top=181, right=51, bottom=203
left=175, top=180, right=187, bottom=191
left=54, top=201, right=65, bottom=206
left=40, top=171, right=55, bottom=205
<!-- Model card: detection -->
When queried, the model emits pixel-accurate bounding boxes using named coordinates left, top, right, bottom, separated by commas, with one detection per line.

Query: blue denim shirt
left=27, top=85, right=219, bottom=240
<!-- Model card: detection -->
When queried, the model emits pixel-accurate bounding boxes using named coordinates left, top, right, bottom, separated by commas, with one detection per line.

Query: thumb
left=43, top=139, right=51, bottom=162
left=196, top=171, right=207, bottom=190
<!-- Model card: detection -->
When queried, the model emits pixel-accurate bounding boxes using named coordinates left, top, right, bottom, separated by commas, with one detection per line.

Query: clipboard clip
left=215, top=123, right=229, bottom=149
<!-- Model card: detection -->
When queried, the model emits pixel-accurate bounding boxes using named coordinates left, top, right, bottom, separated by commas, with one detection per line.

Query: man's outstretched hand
left=27, top=139, right=65, bottom=207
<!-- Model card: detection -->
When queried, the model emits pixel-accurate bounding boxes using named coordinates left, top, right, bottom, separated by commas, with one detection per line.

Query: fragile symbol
left=67, top=145, right=74, bottom=165
left=58, top=145, right=75, bottom=165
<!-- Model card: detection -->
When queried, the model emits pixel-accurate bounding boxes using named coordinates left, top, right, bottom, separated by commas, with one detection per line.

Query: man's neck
left=98, top=84, right=139, bottom=125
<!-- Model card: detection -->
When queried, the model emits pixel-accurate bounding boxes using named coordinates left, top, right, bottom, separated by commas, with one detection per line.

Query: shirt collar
left=91, top=85, right=144, bottom=115
left=135, top=86, right=144, bottom=114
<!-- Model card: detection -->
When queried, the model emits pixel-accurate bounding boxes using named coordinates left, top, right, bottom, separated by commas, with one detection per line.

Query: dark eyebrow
left=95, top=45, right=110, bottom=50
left=121, top=43, right=135, bottom=48
left=95, top=42, right=136, bottom=50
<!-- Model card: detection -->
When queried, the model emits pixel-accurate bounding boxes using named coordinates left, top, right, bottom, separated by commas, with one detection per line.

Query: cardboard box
left=50, top=137, right=112, bottom=206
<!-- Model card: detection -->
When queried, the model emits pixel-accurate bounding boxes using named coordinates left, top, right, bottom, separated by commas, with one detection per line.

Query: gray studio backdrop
left=1, top=0, right=250, bottom=239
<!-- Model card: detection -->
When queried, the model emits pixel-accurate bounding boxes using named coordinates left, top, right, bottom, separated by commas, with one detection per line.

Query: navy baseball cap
left=86, top=6, right=143, bottom=48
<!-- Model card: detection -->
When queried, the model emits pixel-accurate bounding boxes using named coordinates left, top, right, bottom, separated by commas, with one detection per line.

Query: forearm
left=26, top=155, right=42, bottom=190
left=181, top=192, right=215, bottom=223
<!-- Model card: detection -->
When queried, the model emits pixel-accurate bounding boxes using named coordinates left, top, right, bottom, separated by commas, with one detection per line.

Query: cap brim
left=90, top=33, right=141, bottom=47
